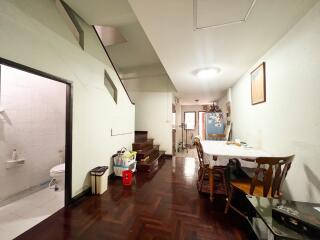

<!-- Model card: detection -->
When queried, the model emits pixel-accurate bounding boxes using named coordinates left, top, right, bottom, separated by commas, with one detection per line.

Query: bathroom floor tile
left=0, top=188, right=64, bottom=240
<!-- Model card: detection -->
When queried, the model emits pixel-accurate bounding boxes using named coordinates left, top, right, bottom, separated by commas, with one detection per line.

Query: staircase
left=133, top=131, right=165, bottom=174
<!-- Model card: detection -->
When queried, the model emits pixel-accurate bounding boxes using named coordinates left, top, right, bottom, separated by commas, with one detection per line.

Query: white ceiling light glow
left=194, top=67, right=221, bottom=79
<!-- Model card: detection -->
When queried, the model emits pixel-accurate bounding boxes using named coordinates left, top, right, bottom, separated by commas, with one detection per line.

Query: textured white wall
left=130, top=92, right=173, bottom=154
left=217, top=94, right=229, bottom=124
left=0, top=65, right=66, bottom=200
left=231, top=2, right=320, bottom=203
left=0, top=0, right=135, bottom=197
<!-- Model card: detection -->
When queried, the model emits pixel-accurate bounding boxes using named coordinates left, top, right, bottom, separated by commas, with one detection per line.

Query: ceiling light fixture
left=194, top=67, right=221, bottom=79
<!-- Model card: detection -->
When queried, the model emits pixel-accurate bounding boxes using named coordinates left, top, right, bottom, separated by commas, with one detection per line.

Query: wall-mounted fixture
left=6, top=159, right=25, bottom=169
left=110, top=128, right=133, bottom=136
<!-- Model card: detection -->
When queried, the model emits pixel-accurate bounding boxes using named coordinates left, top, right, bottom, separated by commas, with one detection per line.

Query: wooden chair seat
left=231, top=179, right=272, bottom=198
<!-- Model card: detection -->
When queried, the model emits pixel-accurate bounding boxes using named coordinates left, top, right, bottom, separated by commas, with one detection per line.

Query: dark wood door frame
left=0, top=57, right=73, bottom=206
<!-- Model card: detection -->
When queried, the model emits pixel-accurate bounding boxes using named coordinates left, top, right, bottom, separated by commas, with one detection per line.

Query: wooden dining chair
left=224, top=155, right=295, bottom=216
left=194, top=137, right=227, bottom=196
left=194, top=137, right=207, bottom=191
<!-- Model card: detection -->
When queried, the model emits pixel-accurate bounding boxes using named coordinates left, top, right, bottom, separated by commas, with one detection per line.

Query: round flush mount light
left=193, top=67, right=221, bottom=79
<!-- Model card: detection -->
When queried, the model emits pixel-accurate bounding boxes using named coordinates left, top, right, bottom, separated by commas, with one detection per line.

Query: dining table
left=201, top=140, right=270, bottom=201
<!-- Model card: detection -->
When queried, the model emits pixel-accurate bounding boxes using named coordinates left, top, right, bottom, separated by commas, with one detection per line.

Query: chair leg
left=209, top=169, right=215, bottom=201
left=224, top=188, right=247, bottom=218
left=222, top=170, right=227, bottom=196
left=197, top=168, right=205, bottom=193
left=197, top=168, right=202, bottom=191
left=224, top=188, right=233, bottom=214
left=199, top=169, right=206, bottom=193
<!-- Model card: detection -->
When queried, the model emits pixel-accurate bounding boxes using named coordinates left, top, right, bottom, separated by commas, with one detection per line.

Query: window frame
left=198, top=111, right=206, bottom=138
left=184, top=111, right=196, bottom=130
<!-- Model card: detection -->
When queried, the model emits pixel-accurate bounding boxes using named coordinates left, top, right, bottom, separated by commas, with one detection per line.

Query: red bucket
left=122, top=170, right=133, bottom=186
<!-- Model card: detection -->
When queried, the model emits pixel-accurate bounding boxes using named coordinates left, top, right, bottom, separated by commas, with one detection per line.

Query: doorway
left=0, top=58, right=72, bottom=239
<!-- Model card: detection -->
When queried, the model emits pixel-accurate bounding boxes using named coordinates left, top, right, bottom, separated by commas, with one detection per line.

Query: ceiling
left=65, top=0, right=317, bottom=104
left=65, top=0, right=176, bottom=93
left=195, top=0, right=256, bottom=29
left=64, top=0, right=136, bottom=27
left=128, top=0, right=317, bottom=104
left=106, top=21, right=161, bottom=70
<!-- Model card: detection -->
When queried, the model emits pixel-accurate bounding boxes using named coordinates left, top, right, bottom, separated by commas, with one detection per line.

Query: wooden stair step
left=136, top=152, right=161, bottom=173
left=134, top=131, right=148, bottom=142
left=132, top=139, right=154, bottom=151
left=136, top=146, right=159, bottom=161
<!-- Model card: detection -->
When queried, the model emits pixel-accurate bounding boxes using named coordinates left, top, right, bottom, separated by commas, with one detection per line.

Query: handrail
left=92, top=26, right=135, bottom=105
left=111, top=129, right=133, bottom=136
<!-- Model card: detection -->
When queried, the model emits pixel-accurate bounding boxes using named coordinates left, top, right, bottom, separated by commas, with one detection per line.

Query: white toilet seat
left=50, top=163, right=65, bottom=177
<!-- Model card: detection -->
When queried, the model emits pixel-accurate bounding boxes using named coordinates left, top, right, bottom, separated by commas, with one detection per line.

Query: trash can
left=122, top=170, right=133, bottom=186
left=90, top=166, right=108, bottom=195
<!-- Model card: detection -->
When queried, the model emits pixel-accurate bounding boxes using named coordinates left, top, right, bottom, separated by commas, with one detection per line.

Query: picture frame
left=251, top=62, right=266, bottom=105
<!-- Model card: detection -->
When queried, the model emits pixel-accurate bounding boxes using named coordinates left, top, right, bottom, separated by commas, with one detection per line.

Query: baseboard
left=108, top=172, right=116, bottom=180
left=69, top=187, right=91, bottom=206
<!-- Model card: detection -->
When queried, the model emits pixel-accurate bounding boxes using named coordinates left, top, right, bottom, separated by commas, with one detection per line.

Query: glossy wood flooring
left=16, top=156, right=249, bottom=240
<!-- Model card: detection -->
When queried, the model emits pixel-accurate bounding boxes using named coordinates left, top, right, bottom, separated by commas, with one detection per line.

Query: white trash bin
left=90, top=166, right=108, bottom=195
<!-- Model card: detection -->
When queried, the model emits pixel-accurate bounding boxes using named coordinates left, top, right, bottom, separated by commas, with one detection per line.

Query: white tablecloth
left=201, top=140, right=270, bottom=168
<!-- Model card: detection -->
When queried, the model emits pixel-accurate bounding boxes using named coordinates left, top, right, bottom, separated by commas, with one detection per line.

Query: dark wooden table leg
left=209, top=167, right=214, bottom=201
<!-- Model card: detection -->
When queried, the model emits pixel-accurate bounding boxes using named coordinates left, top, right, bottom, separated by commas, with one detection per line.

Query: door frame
left=0, top=57, right=73, bottom=206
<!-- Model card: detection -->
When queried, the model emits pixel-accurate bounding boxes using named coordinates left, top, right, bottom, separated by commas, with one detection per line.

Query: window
left=184, top=112, right=196, bottom=130
left=104, top=70, right=117, bottom=103
left=56, top=0, right=84, bottom=49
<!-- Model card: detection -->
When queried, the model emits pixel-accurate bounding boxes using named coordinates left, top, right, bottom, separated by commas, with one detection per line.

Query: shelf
left=6, top=159, right=25, bottom=168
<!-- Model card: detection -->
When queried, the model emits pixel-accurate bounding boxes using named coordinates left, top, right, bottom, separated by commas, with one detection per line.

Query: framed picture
left=251, top=62, right=266, bottom=105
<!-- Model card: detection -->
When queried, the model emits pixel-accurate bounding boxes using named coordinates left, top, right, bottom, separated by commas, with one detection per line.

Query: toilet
left=49, top=163, right=65, bottom=191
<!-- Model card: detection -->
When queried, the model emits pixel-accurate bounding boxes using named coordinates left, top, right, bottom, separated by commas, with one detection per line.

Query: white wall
left=122, top=66, right=175, bottom=155
left=231, top=1, right=320, bottom=203
left=217, top=93, right=230, bottom=124
left=0, top=65, right=66, bottom=201
left=0, top=0, right=135, bottom=197
left=130, top=92, right=173, bottom=154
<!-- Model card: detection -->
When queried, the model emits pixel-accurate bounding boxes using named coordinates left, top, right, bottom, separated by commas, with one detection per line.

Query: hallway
left=16, top=156, right=249, bottom=240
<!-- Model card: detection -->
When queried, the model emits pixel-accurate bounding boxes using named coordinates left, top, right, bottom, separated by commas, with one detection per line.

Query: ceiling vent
left=193, top=0, right=256, bottom=30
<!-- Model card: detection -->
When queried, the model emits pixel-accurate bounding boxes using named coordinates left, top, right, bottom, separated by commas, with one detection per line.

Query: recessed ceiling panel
left=195, top=0, right=255, bottom=28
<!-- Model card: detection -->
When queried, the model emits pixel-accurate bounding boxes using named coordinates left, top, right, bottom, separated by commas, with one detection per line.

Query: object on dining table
left=226, top=141, right=241, bottom=147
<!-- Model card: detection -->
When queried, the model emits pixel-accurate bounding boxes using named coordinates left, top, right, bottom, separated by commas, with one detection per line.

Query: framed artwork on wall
left=251, top=62, right=266, bottom=105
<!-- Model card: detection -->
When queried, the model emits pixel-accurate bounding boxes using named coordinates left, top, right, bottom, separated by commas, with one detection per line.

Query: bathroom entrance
left=0, top=58, right=72, bottom=239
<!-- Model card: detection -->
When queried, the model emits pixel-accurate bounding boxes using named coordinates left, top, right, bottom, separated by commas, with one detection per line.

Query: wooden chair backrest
left=194, top=137, right=205, bottom=168
left=250, top=155, right=294, bottom=197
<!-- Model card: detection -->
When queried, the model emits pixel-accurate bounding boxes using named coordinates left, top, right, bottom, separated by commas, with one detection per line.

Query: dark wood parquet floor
left=16, top=156, right=249, bottom=240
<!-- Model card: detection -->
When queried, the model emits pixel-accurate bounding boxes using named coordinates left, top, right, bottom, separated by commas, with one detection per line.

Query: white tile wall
left=0, top=65, right=66, bottom=201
